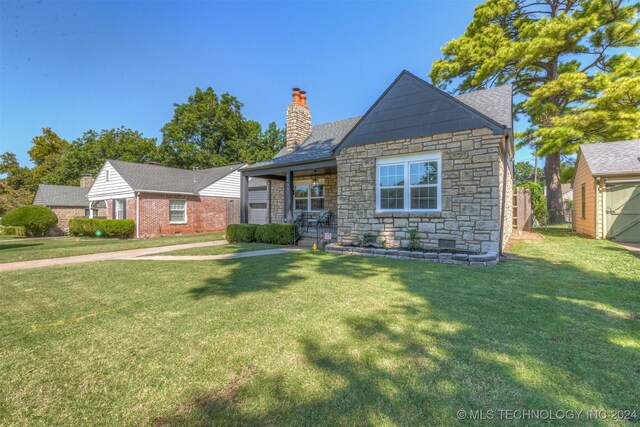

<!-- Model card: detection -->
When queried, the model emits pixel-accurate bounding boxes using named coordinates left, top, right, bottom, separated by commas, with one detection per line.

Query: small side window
left=106, top=170, right=110, bottom=182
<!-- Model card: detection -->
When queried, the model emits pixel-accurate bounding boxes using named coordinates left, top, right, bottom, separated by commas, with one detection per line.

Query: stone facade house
left=241, top=70, right=514, bottom=255
left=572, top=140, right=640, bottom=242
left=86, top=160, right=244, bottom=238
left=33, top=175, right=107, bottom=235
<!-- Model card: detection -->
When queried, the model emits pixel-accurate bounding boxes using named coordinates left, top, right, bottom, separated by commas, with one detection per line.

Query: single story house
left=573, top=139, right=640, bottom=242
left=33, top=175, right=107, bottom=235
left=240, top=70, right=514, bottom=254
left=87, top=159, right=244, bottom=238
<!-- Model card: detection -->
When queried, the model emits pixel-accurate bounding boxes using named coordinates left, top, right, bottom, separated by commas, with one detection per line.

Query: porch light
left=312, top=170, right=318, bottom=187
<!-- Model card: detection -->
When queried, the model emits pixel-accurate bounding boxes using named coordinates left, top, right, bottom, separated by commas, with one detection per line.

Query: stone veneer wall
left=48, top=206, right=107, bottom=236
left=270, top=181, right=284, bottom=222
left=336, top=128, right=505, bottom=253
left=268, top=174, right=337, bottom=223
left=499, top=138, right=514, bottom=249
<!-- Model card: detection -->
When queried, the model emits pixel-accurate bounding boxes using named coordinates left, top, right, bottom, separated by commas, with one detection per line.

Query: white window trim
left=169, top=199, right=187, bottom=224
left=294, top=179, right=326, bottom=212
left=376, top=152, right=442, bottom=213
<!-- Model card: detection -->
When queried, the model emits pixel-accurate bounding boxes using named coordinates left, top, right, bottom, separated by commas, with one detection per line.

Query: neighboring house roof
left=580, top=140, right=640, bottom=176
left=108, top=159, right=244, bottom=194
left=544, top=183, right=572, bottom=197
left=33, top=184, right=89, bottom=207
left=246, top=70, right=512, bottom=170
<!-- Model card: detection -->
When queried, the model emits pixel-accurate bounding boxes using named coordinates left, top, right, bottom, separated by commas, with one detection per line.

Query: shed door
left=606, top=183, right=640, bottom=242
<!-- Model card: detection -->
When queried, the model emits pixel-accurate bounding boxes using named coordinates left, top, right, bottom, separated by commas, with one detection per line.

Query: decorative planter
left=325, top=244, right=499, bottom=266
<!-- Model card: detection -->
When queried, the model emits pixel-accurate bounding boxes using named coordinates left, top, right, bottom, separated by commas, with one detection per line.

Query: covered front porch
left=241, top=160, right=338, bottom=245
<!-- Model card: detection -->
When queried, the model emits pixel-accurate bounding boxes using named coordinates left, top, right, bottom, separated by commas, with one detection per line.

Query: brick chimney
left=286, top=87, right=312, bottom=152
left=80, top=174, right=95, bottom=188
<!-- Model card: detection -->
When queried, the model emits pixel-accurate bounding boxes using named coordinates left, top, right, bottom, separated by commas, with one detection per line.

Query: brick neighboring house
left=33, top=175, right=107, bottom=235
left=87, top=160, right=244, bottom=238
left=240, top=70, right=514, bottom=254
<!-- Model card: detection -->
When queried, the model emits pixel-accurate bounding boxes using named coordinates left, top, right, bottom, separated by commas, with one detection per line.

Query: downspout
left=498, top=133, right=510, bottom=255
left=136, top=192, right=140, bottom=239
left=267, top=180, right=272, bottom=224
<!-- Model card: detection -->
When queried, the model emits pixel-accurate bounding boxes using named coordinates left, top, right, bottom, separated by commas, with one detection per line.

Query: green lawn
left=1, top=230, right=638, bottom=425
left=148, top=242, right=281, bottom=256
left=0, top=232, right=224, bottom=263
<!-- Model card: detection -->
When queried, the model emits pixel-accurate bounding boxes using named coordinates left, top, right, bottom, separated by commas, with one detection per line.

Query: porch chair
left=306, top=209, right=330, bottom=232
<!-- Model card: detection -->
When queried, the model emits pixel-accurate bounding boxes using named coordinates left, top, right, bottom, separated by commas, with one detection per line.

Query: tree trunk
left=544, top=152, right=564, bottom=224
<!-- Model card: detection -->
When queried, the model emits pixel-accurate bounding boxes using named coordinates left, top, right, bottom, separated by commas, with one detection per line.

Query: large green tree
left=48, top=127, right=158, bottom=185
left=159, top=87, right=284, bottom=168
left=27, top=128, right=70, bottom=184
left=430, top=0, right=639, bottom=222
left=0, top=153, right=38, bottom=215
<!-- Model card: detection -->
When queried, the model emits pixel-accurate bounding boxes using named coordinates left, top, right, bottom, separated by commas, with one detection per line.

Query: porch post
left=284, top=170, right=294, bottom=223
left=88, top=201, right=94, bottom=218
left=240, top=173, right=249, bottom=224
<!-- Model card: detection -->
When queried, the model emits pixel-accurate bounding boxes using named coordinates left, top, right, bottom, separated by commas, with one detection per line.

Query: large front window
left=294, top=183, right=325, bottom=212
left=377, top=153, right=441, bottom=212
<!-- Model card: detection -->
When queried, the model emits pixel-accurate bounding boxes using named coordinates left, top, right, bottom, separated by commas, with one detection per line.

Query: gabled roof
left=580, top=140, right=640, bottom=176
left=335, top=70, right=510, bottom=153
left=244, top=70, right=512, bottom=171
left=33, top=184, right=89, bottom=207
left=108, top=160, right=244, bottom=194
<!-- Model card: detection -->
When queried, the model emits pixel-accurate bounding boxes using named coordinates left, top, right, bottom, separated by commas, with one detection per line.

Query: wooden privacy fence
left=226, top=199, right=240, bottom=225
left=513, top=188, right=533, bottom=231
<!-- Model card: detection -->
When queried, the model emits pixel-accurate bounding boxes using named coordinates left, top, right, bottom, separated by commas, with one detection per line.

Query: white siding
left=199, top=170, right=241, bottom=198
left=87, top=161, right=135, bottom=201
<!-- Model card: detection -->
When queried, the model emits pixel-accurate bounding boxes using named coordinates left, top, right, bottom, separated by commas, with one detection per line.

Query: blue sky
left=0, top=0, right=535, bottom=167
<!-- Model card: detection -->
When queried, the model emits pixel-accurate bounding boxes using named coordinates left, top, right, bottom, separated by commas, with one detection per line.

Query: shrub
left=0, top=225, right=27, bottom=237
left=226, top=224, right=258, bottom=243
left=519, top=181, right=547, bottom=225
left=69, top=218, right=134, bottom=238
left=255, top=224, right=295, bottom=245
left=357, top=233, right=376, bottom=247
left=407, top=228, right=420, bottom=250
left=1, top=205, right=58, bottom=236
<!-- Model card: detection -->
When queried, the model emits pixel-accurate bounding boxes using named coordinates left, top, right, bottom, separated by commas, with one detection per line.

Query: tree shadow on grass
left=187, top=253, right=308, bottom=299
left=0, top=243, right=42, bottom=251
left=166, top=248, right=639, bottom=425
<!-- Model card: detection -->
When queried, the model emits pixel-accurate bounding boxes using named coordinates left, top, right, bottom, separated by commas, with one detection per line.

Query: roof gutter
left=134, top=189, right=197, bottom=196
left=242, top=156, right=337, bottom=172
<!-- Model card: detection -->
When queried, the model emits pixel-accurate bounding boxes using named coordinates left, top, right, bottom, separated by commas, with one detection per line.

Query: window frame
left=115, top=199, right=126, bottom=219
left=169, top=199, right=187, bottom=224
left=293, top=180, right=326, bottom=212
left=376, top=153, right=442, bottom=213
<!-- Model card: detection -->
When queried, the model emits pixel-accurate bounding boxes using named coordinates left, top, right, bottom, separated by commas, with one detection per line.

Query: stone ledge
left=325, top=244, right=499, bottom=267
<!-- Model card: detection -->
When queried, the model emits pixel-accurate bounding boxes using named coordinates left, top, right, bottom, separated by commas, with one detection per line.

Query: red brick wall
left=104, top=193, right=237, bottom=238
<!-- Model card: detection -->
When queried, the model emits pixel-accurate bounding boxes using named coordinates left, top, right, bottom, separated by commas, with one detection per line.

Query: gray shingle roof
left=109, top=160, right=244, bottom=194
left=244, top=80, right=512, bottom=171
left=455, top=85, right=512, bottom=128
left=33, top=185, right=89, bottom=207
left=247, top=117, right=361, bottom=169
left=580, top=140, right=640, bottom=176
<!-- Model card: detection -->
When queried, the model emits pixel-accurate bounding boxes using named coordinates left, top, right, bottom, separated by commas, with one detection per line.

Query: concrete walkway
left=1, top=241, right=231, bottom=272
left=618, top=242, right=640, bottom=253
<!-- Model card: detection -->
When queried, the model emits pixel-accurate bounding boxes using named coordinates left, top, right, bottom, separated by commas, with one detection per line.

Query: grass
left=0, top=232, right=224, bottom=263
left=1, top=229, right=638, bottom=425
left=148, top=242, right=281, bottom=256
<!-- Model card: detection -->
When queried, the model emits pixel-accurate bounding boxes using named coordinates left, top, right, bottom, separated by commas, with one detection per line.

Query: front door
left=606, top=183, right=640, bottom=242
